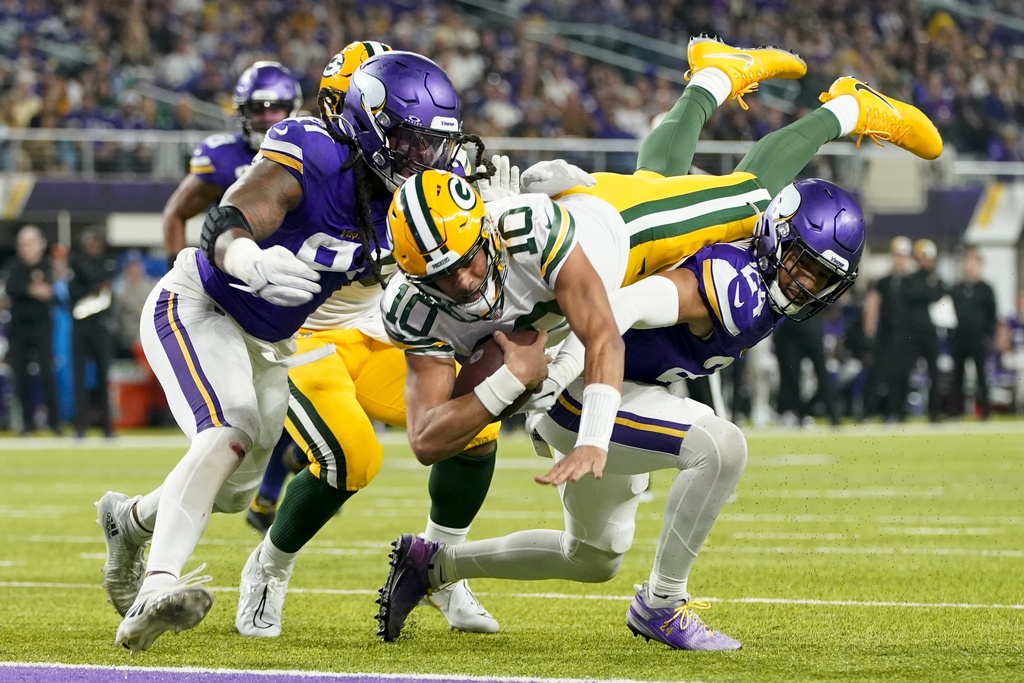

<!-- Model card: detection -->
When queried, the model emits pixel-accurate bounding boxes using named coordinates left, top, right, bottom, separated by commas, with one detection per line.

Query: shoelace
left=174, top=563, right=213, bottom=590
left=659, top=599, right=717, bottom=637
left=684, top=66, right=761, bottom=111
left=856, top=108, right=910, bottom=149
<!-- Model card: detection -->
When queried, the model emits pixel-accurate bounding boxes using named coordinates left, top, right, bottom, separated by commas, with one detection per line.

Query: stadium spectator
left=774, top=314, right=840, bottom=427
left=950, top=248, right=998, bottom=419
left=864, top=236, right=915, bottom=422
left=111, top=250, right=156, bottom=359
left=68, top=229, right=117, bottom=438
left=2, top=225, right=62, bottom=435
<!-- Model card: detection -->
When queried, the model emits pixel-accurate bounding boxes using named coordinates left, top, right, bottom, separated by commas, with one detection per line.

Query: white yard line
left=1, top=582, right=1021, bottom=612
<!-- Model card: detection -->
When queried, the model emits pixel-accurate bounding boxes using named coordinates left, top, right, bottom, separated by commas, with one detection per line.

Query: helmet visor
left=388, top=123, right=462, bottom=179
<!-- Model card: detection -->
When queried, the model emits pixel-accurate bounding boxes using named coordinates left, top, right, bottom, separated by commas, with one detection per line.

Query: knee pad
left=685, top=414, right=748, bottom=480
left=559, top=534, right=624, bottom=583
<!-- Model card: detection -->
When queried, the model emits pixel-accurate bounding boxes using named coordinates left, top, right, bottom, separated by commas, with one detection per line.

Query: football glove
left=520, top=159, right=596, bottom=195
left=223, top=239, right=321, bottom=307
left=477, top=154, right=520, bottom=202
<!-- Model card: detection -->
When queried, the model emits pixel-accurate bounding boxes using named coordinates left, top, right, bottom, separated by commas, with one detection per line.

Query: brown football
left=452, top=329, right=540, bottom=423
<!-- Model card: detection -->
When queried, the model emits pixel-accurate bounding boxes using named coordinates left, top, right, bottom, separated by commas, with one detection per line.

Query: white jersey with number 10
left=381, top=192, right=627, bottom=359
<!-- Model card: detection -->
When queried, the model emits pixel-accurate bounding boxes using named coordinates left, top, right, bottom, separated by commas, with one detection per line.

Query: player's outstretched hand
left=520, top=159, right=596, bottom=196
left=477, top=154, right=520, bottom=202
left=493, top=328, right=548, bottom=389
left=534, top=445, right=606, bottom=486
left=230, top=243, right=322, bottom=306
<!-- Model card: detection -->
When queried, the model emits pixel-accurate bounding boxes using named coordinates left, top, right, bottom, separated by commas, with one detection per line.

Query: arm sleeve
left=544, top=275, right=681, bottom=390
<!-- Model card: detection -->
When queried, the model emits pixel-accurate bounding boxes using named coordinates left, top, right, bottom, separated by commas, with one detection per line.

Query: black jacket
left=951, top=280, right=997, bottom=341
left=3, top=256, right=56, bottom=338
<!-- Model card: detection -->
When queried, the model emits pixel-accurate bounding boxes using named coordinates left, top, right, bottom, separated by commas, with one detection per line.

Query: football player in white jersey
left=374, top=36, right=943, bottom=649
left=382, top=170, right=631, bottom=477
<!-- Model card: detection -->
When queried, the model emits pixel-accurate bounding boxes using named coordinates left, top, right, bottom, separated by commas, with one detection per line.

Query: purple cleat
left=376, top=534, right=440, bottom=642
left=626, top=583, right=741, bottom=651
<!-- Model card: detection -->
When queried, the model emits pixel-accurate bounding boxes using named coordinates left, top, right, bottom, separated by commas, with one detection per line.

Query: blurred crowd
left=1, top=0, right=1023, bottom=175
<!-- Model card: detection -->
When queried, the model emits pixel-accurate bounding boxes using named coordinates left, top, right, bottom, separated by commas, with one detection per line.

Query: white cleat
left=236, top=542, right=290, bottom=637
left=96, top=491, right=147, bottom=617
left=115, top=565, right=214, bottom=655
left=421, top=579, right=499, bottom=633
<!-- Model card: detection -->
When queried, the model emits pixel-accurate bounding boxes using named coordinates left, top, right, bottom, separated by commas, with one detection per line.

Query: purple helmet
left=233, top=61, right=302, bottom=149
left=751, top=178, right=865, bottom=322
left=340, top=51, right=463, bottom=191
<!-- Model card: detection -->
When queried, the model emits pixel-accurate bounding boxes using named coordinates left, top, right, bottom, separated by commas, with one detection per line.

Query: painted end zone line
left=0, top=662, right=704, bottom=683
left=2, top=581, right=1021, bottom=610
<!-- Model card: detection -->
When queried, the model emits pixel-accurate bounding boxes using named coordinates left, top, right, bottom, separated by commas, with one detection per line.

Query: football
left=452, top=329, right=539, bottom=422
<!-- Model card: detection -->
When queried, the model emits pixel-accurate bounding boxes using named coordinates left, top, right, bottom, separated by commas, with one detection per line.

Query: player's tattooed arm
left=220, top=158, right=303, bottom=241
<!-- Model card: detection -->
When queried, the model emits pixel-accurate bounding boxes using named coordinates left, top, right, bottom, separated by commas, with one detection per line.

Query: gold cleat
left=819, top=76, right=943, bottom=160
left=685, top=34, right=807, bottom=110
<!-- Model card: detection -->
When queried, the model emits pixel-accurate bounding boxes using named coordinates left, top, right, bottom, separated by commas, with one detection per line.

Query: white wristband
left=573, top=383, right=621, bottom=451
left=473, top=364, right=527, bottom=416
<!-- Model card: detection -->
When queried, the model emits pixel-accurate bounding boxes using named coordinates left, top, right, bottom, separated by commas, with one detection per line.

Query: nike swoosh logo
left=272, top=124, right=289, bottom=135
left=733, top=287, right=744, bottom=309
left=637, top=257, right=647, bottom=276
left=853, top=82, right=898, bottom=115
left=703, top=52, right=755, bottom=68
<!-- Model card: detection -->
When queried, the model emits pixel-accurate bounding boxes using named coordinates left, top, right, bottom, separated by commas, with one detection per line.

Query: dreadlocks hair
left=317, top=88, right=386, bottom=286
left=459, top=133, right=496, bottom=185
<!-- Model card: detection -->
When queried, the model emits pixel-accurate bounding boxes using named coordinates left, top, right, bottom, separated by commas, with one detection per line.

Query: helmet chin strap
left=766, top=280, right=806, bottom=317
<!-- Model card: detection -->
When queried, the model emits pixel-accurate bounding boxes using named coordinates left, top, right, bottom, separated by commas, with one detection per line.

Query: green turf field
left=1, top=424, right=1022, bottom=682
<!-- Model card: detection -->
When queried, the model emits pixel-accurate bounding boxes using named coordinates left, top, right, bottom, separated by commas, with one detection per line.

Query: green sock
left=268, top=467, right=355, bottom=553
left=734, top=109, right=843, bottom=197
left=428, top=446, right=497, bottom=528
left=637, top=85, right=718, bottom=177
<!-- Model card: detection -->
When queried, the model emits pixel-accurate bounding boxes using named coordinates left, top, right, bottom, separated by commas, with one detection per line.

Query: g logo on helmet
left=449, top=177, right=478, bottom=211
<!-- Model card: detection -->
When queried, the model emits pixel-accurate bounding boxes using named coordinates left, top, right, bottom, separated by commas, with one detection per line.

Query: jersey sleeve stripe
left=258, top=150, right=303, bottom=174
left=540, top=205, right=576, bottom=280
left=707, top=258, right=741, bottom=336
left=261, top=137, right=304, bottom=161
left=395, top=340, right=455, bottom=355
left=189, top=163, right=215, bottom=175
left=701, top=258, right=728, bottom=332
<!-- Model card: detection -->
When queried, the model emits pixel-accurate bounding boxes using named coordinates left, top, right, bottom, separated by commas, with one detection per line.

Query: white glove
left=476, top=154, right=520, bottom=202
left=520, top=159, right=596, bottom=196
left=223, top=239, right=321, bottom=307
left=520, top=377, right=562, bottom=415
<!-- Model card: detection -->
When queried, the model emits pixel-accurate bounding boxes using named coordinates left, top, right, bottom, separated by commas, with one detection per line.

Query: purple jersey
left=189, top=132, right=256, bottom=192
left=622, top=243, right=784, bottom=385
left=196, top=117, right=391, bottom=342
